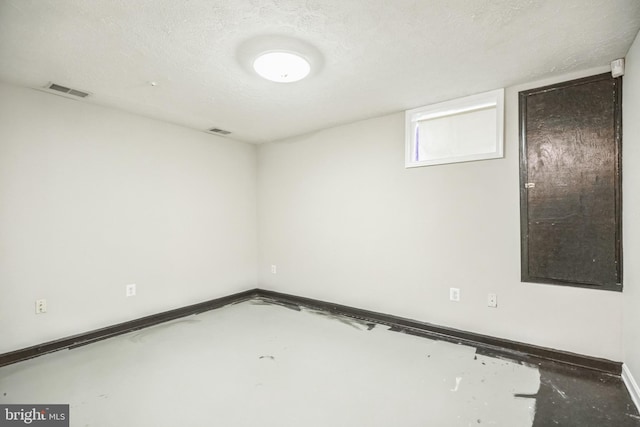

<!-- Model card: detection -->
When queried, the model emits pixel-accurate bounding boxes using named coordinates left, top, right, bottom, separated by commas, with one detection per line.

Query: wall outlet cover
left=35, top=299, right=47, bottom=314
left=126, top=283, right=136, bottom=297
left=488, top=293, right=498, bottom=308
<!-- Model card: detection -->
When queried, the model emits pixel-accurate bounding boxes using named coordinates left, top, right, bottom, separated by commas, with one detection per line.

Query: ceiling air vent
left=207, top=128, right=232, bottom=136
left=47, top=83, right=89, bottom=98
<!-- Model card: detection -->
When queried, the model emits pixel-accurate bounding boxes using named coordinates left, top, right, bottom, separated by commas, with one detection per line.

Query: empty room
left=2, top=1, right=640, bottom=426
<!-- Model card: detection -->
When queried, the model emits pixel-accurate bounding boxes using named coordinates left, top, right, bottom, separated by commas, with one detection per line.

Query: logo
left=0, top=405, right=68, bottom=426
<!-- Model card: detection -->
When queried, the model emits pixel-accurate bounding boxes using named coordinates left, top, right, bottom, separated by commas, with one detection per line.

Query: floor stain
left=304, top=308, right=374, bottom=331
left=259, top=355, right=275, bottom=360
left=526, top=362, right=640, bottom=427
left=250, top=298, right=301, bottom=312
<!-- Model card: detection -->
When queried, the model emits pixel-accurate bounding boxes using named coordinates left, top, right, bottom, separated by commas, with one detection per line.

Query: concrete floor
left=1, top=298, right=638, bottom=427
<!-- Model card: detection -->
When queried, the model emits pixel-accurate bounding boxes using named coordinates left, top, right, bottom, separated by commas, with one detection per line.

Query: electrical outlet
left=271, top=265, right=277, bottom=274
left=126, top=283, right=136, bottom=297
left=488, top=293, right=498, bottom=308
left=35, top=299, right=47, bottom=314
left=449, top=288, right=460, bottom=302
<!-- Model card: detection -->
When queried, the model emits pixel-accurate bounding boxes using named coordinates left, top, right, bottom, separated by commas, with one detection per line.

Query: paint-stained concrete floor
left=0, top=299, right=638, bottom=426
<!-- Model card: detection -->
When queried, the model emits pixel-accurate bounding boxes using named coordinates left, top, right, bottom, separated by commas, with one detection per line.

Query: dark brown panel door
left=519, top=73, right=622, bottom=291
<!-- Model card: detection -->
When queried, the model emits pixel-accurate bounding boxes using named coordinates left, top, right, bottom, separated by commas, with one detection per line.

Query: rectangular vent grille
left=48, top=83, right=89, bottom=98
left=208, top=128, right=231, bottom=135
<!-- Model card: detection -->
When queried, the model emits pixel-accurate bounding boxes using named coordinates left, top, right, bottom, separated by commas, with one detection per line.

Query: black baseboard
left=0, top=289, right=258, bottom=368
left=255, top=289, right=622, bottom=375
left=0, top=288, right=622, bottom=375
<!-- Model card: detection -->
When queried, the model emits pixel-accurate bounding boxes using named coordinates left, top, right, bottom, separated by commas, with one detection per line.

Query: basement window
left=405, top=89, right=504, bottom=167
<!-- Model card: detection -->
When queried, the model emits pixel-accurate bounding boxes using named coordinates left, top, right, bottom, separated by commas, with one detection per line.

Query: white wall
left=2, top=60, right=633, bottom=363
left=258, top=66, right=624, bottom=361
left=623, top=31, right=640, bottom=383
left=0, top=83, right=258, bottom=354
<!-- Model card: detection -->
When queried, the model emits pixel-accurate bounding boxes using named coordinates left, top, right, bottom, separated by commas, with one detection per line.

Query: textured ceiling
left=0, top=0, right=639, bottom=143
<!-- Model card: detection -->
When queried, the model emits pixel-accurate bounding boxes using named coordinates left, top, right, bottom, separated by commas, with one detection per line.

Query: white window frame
left=405, top=88, right=505, bottom=168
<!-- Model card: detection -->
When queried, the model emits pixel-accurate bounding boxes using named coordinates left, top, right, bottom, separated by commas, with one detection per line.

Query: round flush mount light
left=253, top=51, right=311, bottom=83
left=237, top=35, right=323, bottom=84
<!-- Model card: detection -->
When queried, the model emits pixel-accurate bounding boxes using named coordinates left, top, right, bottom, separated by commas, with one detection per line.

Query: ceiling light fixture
left=253, top=51, right=311, bottom=83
